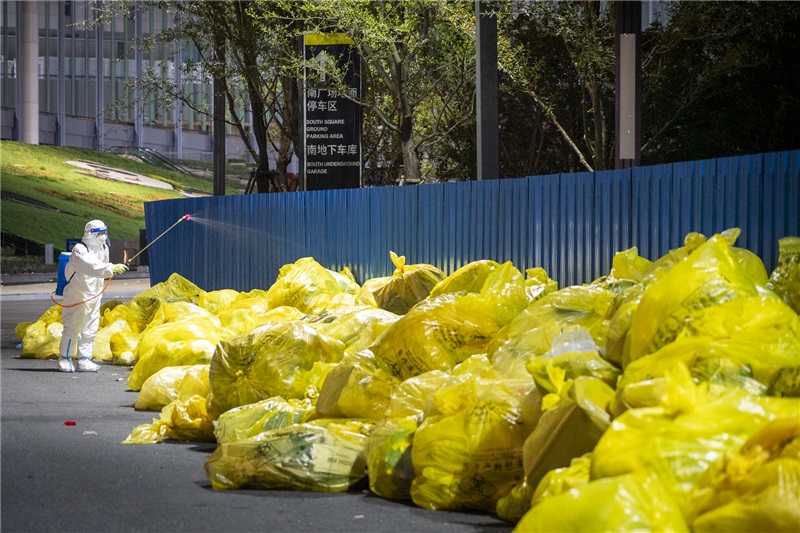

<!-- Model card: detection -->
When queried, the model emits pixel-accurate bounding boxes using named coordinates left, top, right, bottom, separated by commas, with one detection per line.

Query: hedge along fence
left=144, top=149, right=799, bottom=293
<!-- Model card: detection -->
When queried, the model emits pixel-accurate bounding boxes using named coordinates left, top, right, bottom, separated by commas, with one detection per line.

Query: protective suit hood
left=83, top=219, right=108, bottom=250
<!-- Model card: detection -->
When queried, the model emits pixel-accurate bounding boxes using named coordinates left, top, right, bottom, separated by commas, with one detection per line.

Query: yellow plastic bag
left=429, top=261, right=528, bottom=329
left=135, top=272, right=205, bottom=305
left=92, top=319, right=130, bottom=362
left=19, top=304, right=62, bottom=359
left=768, top=236, right=800, bottom=314
left=604, top=283, right=644, bottom=368
left=213, top=396, right=316, bottom=444
left=107, top=273, right=206, bottom=334
left=488, top=284, right=618, bottom=379
left=164, top=394, right=215, bottom=442
left=410, top=377, right=534, bottom=512
left=609, top=246, right=653, bottom=283
left=592, top=364, right=800, bottom=514
left=370, top=264, right=526, bottom=381
left=109, top=327, right=140, bottom=366
left=124, top=394, right=214, bottom=444
left=127, top=320, right=228, bottom=391
left=526, top=347, right=621, bottom=395
left=366, top=415, right=418, bottom=500
left=218, top=302, right=303, bottom=337
left=495, top=478, right=535, bottom=524
left=327, top=266, right=361, bottom=295
left=514, top=472, right=689, bottom=532
left=135, top=364, right=210, bottom=411
left=143, top=300, right=225, bottom=331
left=20, top=320, right=62, bottom=359
left=204, top=418, right=373, bottom=491
left=688, top=418, right=800, bottom=532
left=628, top=234, right=761, bottom=362
left=615, top=291, right=800, bottom=407
left=429, top=259, right=501, bottom=297
left=370, top=293, right=501, bottom=380
left=316, top=349, right=400, bottom=420
left=430, top=355, right=514, bottom=416
left=265, top=257, right=344, bottom=314
left=357, top=252, right=445, bottom=315
left=302, top=306, right=399, bottom=354
left=497, top=453, right=592, bottom=523
left=209, top=321, right=345, bottom=414
left=531, top=453, right=592, bottom=505
left=15, top=321, right=34, bottom=341
left=198, top=289, right=241, bottom=315
left=523, top=267, right=559, bottom=304
left=385, top=370, right=450, bottom=421
left=101, top=297, right=160, bottom=334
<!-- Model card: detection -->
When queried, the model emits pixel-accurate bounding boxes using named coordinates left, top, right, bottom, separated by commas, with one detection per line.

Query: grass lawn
left=1, top=140, right=245, bottom=255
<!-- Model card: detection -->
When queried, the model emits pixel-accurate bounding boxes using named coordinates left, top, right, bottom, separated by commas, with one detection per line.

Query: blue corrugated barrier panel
left=144, top=149, right=800, bottom=292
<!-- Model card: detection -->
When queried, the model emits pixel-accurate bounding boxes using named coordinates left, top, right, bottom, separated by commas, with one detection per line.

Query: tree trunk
left=271, top=74, right=297, bottom=191
left=399, top=115, right=421, bottom=182
left=254, top=159, right=273, bottom=193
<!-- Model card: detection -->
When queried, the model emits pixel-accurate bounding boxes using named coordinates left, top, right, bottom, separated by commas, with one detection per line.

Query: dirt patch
left=73, top=191, right=144, bottom=218
left=66, top=160, right=175, bottom=190
left=2, top=191, right=60, bottom=211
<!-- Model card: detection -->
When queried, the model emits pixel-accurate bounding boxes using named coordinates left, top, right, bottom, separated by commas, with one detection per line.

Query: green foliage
left=301, top=0, right=477, bottom=183
left=0, top=248, right=58, bottom=275
left=63, top=1, right=800, bottom=184
left=641, top=1, right=800, bottom=163
left=496, top=0, right=615, bottom=174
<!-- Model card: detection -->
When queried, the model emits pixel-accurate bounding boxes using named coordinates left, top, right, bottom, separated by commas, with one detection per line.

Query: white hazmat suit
left=58, top=220, right=128, bottom=372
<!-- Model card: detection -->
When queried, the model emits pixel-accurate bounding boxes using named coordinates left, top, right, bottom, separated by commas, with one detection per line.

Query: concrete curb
left=0, top=271, right=150, bottom=286
left=0, top=291, right=143, bottom=302
left=0, top=274, right=151, bottom=302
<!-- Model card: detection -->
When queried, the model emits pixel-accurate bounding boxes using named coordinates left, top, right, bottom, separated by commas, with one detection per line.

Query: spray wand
left=50, top=214, right=192, bottom=307
left=124, top=213, right=191, bottom=266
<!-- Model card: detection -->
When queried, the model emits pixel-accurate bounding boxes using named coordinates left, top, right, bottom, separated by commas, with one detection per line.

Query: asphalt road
left=1, top=297, right=514, bottom=533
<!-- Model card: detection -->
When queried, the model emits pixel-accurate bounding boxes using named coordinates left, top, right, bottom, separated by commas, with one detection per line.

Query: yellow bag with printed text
left=213, top=396, right=316, bottom=444
left=410, top=375, right=536, bottom=512
left=625, top=236, right=800, bottom=378
left=371, top=263, right=527, bottom=380
left=209, top=321, right=345, bottom=414
left=204, top=418, right=374, bottom=491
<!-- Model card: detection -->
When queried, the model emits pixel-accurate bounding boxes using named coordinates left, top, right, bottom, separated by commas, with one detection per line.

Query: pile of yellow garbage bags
left=17, top=235, right=800, bottom=531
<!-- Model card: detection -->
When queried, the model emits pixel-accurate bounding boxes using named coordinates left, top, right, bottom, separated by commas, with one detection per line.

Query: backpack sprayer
left=51, top=214, right=192, bottom=307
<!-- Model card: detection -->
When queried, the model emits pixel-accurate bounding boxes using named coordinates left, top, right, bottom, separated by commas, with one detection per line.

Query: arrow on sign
left=313, top=52, right=328, bottom=82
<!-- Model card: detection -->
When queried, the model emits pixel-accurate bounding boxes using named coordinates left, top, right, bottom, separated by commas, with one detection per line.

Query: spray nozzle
left=184, top=214, right=191, bottom=221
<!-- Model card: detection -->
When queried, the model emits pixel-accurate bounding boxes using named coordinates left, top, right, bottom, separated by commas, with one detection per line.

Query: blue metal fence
left=144, top=149, right=799, bottom=292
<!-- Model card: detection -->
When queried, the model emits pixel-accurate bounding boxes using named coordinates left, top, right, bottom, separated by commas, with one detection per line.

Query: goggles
left=90, top=226, right=108, bottom=234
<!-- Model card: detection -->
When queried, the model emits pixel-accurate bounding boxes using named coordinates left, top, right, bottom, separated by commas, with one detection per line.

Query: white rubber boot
left=76, top=358, right=99, bottom=372
left=58, top=357, right=74, bottom=373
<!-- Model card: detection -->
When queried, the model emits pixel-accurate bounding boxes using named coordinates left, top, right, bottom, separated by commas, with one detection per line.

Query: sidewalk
left=0, top=270, right=151, bottom=301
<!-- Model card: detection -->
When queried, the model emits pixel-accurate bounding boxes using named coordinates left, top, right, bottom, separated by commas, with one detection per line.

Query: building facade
left=1, top=0, right=257, bottom=164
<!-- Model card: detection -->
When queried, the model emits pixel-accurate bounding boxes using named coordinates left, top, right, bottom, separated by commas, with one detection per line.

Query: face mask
left=95, top=232, right=108, bottom=245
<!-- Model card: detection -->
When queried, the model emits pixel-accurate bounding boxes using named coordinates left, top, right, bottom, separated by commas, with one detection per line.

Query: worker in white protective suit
left=58, top=220, right=129, bottom=373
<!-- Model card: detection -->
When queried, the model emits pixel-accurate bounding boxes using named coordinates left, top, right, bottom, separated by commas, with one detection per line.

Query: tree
left=641, top=0, right=800, bottom=164
left=98, top=0, right=300, bottom=193
left=498, top=1, right=616, bottom=173
left=295, top=0, right=478, bottom=183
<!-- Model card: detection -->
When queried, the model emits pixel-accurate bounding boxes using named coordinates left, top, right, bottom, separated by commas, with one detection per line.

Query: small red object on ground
left=64, top=421, right=76, bottom=426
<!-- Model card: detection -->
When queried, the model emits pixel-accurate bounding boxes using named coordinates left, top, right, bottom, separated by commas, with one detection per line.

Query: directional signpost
left=302, top=33, right=363, bottom=190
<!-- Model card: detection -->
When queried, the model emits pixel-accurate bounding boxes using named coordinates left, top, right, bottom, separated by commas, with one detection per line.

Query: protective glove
left=111, top=263, right=129, bottom=275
